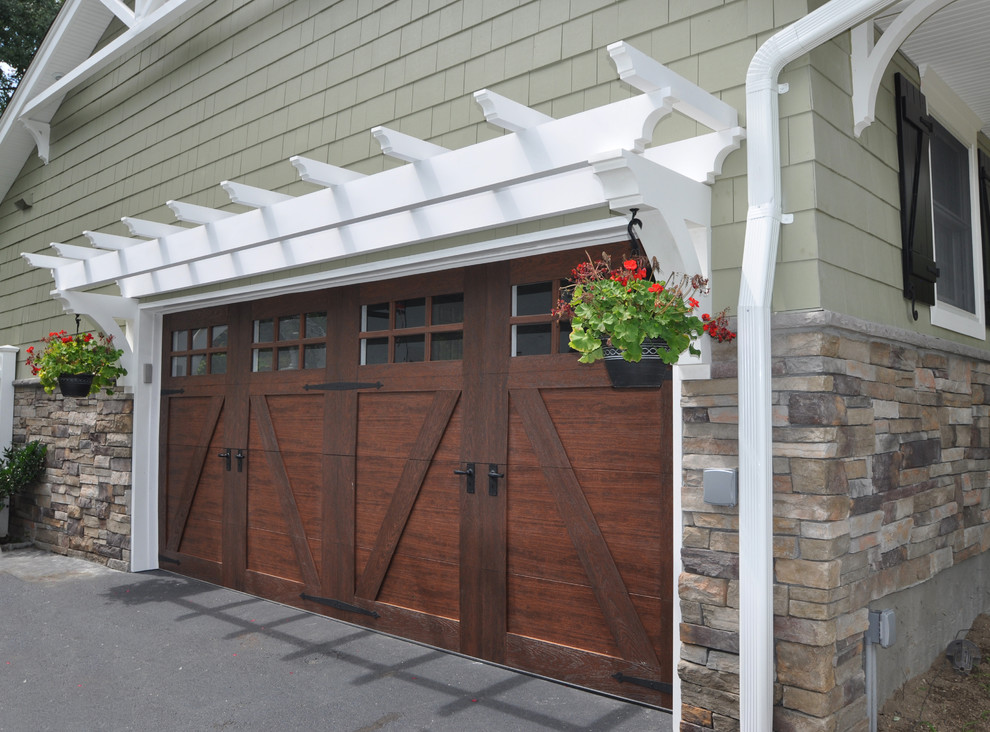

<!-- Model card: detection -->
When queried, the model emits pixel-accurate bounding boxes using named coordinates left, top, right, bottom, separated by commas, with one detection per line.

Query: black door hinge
left=300, top=593, right=380, bottom=619
left=303, top=381, right=383, bottom=391
left=612, top=672, right=672, bottom=695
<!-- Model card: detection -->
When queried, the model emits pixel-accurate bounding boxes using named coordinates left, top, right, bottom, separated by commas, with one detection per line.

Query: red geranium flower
left=623, top=260, right=637, bottom=271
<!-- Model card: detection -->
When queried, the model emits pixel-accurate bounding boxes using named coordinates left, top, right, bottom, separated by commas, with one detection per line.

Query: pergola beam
left=290, top=156, right=366, bottom=186
left=372, top=126, right=449, bottom=162
left=608, top=40, right=738, bottom=132
left=167, top=200, right=236, bottom=224
left=474, top=90, right=554, bottom=132
left=220, top=181, right=293, bottom=207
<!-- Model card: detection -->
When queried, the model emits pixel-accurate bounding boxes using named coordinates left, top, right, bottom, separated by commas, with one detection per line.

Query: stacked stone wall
left=678, top=313, right=990, bottom=732
left=7, top=380, right=133, bottom=571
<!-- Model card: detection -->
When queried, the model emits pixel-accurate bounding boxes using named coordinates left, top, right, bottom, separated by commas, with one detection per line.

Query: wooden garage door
left=160, top=249, right=672, bottom=706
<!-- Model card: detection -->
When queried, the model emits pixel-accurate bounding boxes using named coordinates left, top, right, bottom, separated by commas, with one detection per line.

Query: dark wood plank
left=512, top=387, right=661, bottom=668
left=355, top=389, right=461, bottom=600
left=165, top=396, right=224, bottom=553
left=223, top=304, right=251, bottom=590
left=250, top=394, right=321, bottom=590
left=323, top=285, right=358, bottom=601
left=506, top=632, right=671, bottom=709
left=459, top=261, right=510, bottom=663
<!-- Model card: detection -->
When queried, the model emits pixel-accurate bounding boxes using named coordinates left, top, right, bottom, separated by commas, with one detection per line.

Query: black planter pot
left=57, top=373, right=95, bottom=398
left=601, top=338, right=672, bottom=388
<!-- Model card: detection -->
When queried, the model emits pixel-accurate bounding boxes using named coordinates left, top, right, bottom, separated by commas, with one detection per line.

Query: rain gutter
left=738, top=1, right=899, bottom=728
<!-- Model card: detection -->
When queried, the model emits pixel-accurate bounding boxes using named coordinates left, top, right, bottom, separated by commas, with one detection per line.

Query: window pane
left=364, top=303, right=389, bottom=332
left=191, top=354, right=207, bottom=375
left=432, top=293, right=464, bottom=325
left=211, top=325, right=228, bottom=348
left=514, top=324, right=552, bottom=356
left=253, top=348, right=273, bottom=372
left=305, top=312, right=327, bottom=338
left=363, top=338, right=388, bottom=365
left=431, top=332, right=463, bottom=361
left=171, top=356, right=186, bottom=377
left=395, top=298, right=426, bottom=329
left=514, top=282, right=552, bottom=316
left=211, top=353, right=227, bottom=374
left=395, top=334, right=425, bottom=362
left=304, top=344, right=326, bottom=369
left=254, top=319, right=274, bottom=343
left=172, top=330, right=188, bottom=352
left=279, top=315, right=300, bottom=341
left=192, top=328, right=208, bottom=350
left=278, top=346, right=299, bottom=370
left=932, top=122, right=975, bottom=313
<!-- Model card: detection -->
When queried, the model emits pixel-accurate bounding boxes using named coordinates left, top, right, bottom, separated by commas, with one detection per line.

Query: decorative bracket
left=50, top=290, right=139, bottom=391
left=851, top=0, right=957, bottom=136
left=21, top=119, right=50, bottom=164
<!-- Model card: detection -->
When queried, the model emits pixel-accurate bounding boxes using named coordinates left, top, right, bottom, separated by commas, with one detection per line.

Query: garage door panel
left=246, top=526, right=321, bottom=584
left=166, top=396, right=226, bottom=446
left=247, top=393, right=325, bottom=455
left=374, top=552, right=460, bottom=620
left=177, top=510, right=223, bottom=563
left=505, top=633, right=667, bottom=706
left=246, top=452, right=323, bottom=538
left=506, top=470, right=667, bottom=599
left=538, top=389, right=666, bottom=474
left=506, top=573, right=619, bottom=657
left=506, top=466, right=587, bottom=586
left=356, top=391, right=461, bottom=459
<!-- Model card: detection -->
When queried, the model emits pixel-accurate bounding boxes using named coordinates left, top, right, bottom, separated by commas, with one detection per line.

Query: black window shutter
left=980, top=150, right=990, bottom=322
left=894, top=73, right=938, bottom=312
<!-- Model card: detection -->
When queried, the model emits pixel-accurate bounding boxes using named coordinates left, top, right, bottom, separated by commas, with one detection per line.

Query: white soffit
left=854, top=0, right=990, bottom=137
left=22, top=41, right=745, bottom=302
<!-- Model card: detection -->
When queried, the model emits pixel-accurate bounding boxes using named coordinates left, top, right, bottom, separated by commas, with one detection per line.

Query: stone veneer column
left=8, top=380, right=134, bottom=570
left=678, top=313, right=990, bottom=732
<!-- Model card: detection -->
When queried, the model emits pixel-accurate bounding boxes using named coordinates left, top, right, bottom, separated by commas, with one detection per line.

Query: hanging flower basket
left=57, top=373, right=96, bottom=398
left=601, top=337, right=672, bottom=388
left=552, top=251, right=736, bottom=388
left=26, top=330, right=126, bottom=396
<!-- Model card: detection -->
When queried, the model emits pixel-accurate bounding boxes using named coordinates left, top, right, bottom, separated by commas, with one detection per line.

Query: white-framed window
left=895, top=68, right=988, bottom=339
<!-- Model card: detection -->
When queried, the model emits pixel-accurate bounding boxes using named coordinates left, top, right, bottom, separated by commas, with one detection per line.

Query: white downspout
left=738, top=1, right=899, bottom=729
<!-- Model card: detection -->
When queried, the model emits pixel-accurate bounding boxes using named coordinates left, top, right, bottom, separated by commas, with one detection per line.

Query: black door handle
left=218, top=449, right=231, bottom=471
left=488, top=464, right=504, bottom=497
left=454, top=464, right=475, bottom=494
left=235, top=449, right=246, bottom=472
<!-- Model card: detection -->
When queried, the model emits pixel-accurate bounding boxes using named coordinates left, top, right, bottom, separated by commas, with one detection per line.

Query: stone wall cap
left=773, top=310, right=990, bottom=362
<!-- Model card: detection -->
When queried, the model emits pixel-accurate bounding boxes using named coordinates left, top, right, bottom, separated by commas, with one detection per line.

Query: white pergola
left=23, top=41, right=744, bottom=386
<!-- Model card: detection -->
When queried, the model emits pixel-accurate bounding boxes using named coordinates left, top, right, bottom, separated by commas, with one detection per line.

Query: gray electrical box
left=867, top=609, right=896, bottom=648
left=703, top=468, right=737, bottom=507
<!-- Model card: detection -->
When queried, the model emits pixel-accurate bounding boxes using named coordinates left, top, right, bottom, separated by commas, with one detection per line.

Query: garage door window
left=361, top=294, right=464, bottom=364
left=511, top=281, right=571, bottom=356
left=252, top=312, right=327, bottom=371
left=170, top=324, right=228, bottom=376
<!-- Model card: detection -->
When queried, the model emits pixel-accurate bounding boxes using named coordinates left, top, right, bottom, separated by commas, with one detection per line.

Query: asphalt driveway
left=0, top=548, right=672, bottom=731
